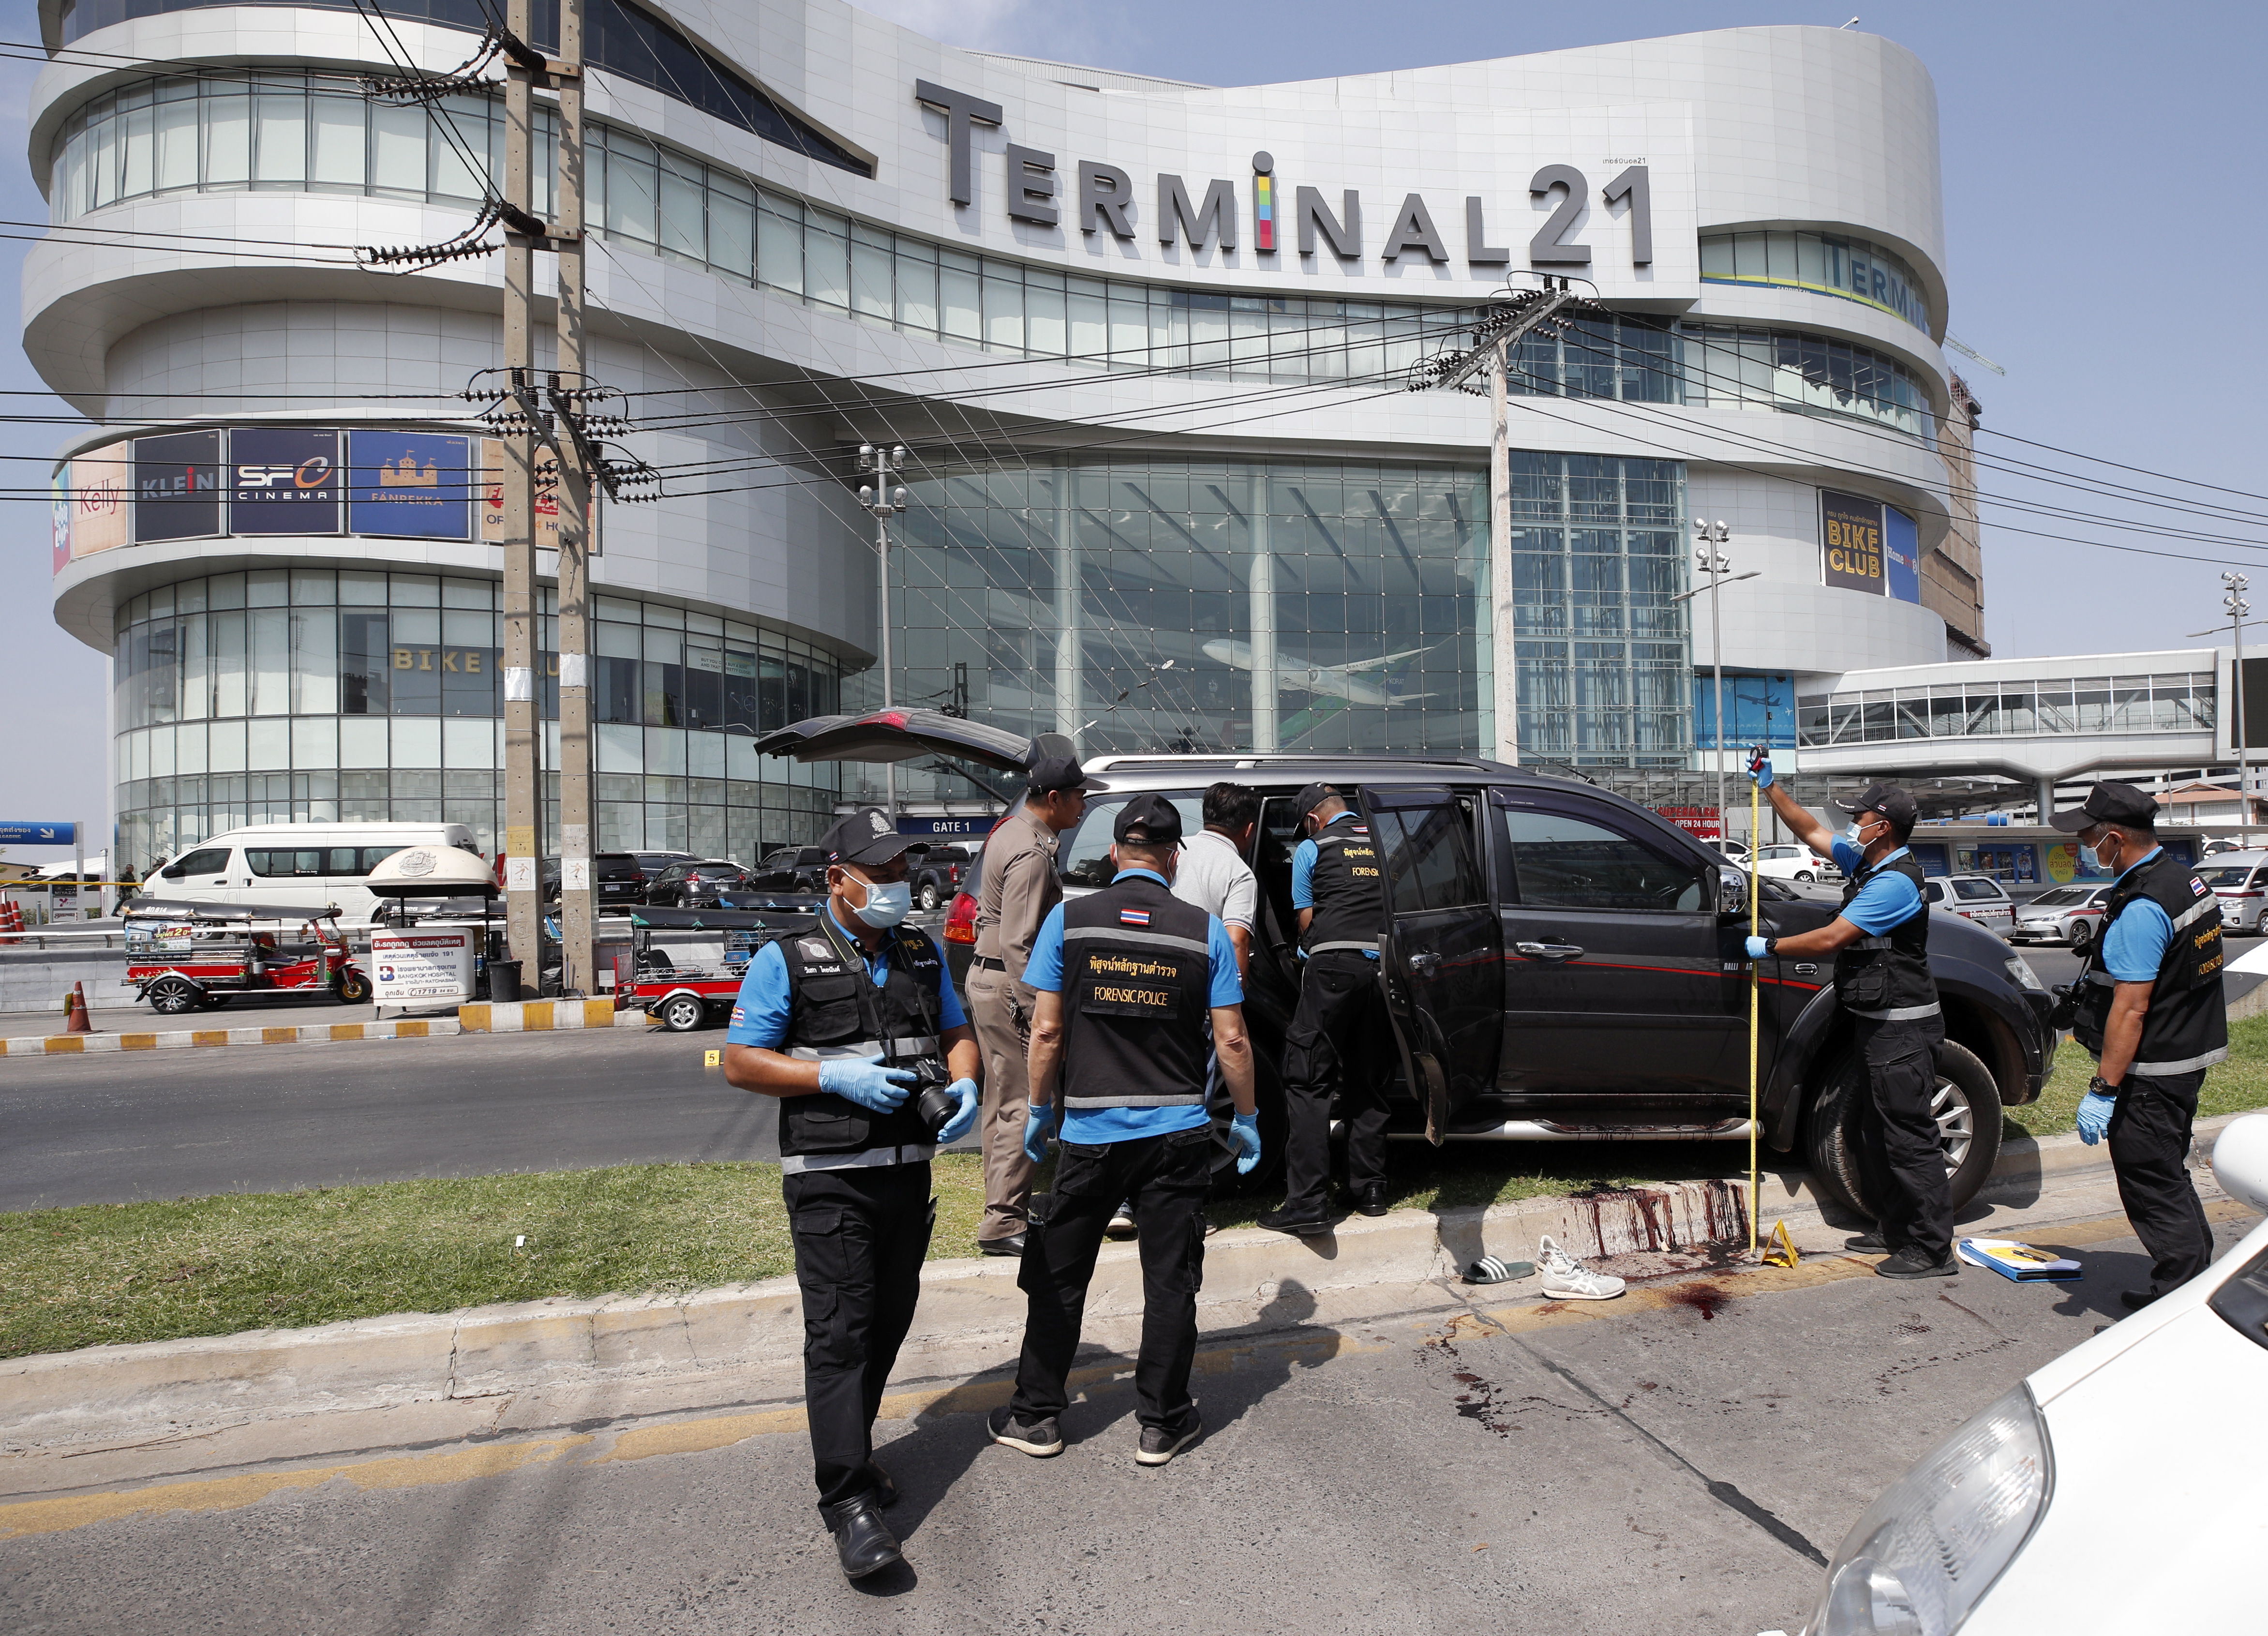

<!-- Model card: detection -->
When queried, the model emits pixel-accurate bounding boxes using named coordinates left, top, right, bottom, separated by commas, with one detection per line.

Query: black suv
left=750, top=845, right=830, bottom=894
left=542, top=851, right=649, bottom=906
left=1056, top=755, right=2057, bottom=1215
left=643, top=858, right=753, bottom=907
left=908, top=844, right=974, bottom=913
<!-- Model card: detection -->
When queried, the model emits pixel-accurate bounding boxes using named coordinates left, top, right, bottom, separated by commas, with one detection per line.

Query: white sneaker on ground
left=1536, top=1234, right=1625, bottom=1300
left=1106, top=1201, right=1136, bottom=1239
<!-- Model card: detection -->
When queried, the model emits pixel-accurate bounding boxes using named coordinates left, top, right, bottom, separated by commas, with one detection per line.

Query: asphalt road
left=2, top=1211, right=2251, bottom=1636
left=0, top=1030, right=874, bottom=1213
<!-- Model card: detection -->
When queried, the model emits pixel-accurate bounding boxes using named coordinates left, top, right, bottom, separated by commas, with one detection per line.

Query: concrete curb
left=4, top=1115, right=2245, bottom=1456
left=458, top=1000, right=652, bottom=1032
left=0, top=1018, right=460, bottom=1056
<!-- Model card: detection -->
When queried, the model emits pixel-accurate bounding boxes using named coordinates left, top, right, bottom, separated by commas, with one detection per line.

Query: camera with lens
left=898, top=1054, right=959, bottom=1134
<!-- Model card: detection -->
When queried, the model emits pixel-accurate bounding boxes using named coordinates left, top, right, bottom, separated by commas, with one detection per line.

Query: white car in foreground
left=1787, top=1115, right=2268, bottom=1635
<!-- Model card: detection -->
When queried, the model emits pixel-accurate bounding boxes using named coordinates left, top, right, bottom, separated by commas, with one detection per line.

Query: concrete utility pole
left=498, top=0, right=541, bottom=995
left=1487, top=337, right=1517, bottom=766
left=1673, top=522, right=1757, bottom=849
left=2228, top=572, right=2252, bottom=850
left=551, top=0, right=594, bottom=995
left=858, top=444, right=910, bottom=817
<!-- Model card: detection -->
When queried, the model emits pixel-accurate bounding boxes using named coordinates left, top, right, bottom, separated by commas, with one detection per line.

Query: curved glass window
left=1700, top=229, right=1932, bottom=333
left=1798, top=674, right=2215, bottom=748
left=1679, top=325, right=1930, bottom=439
left=109, top=571, right=846, bottom=869
left=53, top=0, right=869, bottom=174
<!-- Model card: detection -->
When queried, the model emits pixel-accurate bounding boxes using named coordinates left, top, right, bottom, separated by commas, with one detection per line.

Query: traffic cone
left=64, top=981, right=93, bottom=1034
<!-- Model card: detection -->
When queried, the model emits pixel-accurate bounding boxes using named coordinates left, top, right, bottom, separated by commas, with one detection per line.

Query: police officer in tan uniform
left=966, top=735, right=1089, bottom=1254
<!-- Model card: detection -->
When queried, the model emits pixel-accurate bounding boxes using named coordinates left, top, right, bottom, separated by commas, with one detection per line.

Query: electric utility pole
left=858, top=444, right=910, bottom=817
left=498, top=0, right=541, bottom=994
left=550, top=0, right=594, bottom=994
left=1410, top=280, right=1586, bottom=768
left=2228, top=572, right=2252, bottom=850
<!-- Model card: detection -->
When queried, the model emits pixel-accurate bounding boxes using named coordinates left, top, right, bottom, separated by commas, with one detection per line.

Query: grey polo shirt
left=1171, top=827, right=1259, bottom=931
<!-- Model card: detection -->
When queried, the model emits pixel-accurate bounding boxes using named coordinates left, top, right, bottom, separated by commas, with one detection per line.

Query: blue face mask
left=849, top=877, right=912, bottom=929
left=2078, top=844, right=2101, bottom=873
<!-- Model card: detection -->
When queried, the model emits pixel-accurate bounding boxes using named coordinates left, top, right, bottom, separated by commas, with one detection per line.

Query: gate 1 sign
left=1820, top=491, right=1885, bottom=595
left=1656, top=805, right=1721, bottom=840
left=370, top=928, right=475, bottom=1004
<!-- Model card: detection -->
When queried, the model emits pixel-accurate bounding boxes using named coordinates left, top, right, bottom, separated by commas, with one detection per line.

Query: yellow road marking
left=6, top=1202, right=2249, bottom=1541
left=190, top=1030, right=227, bottom=1047
left=40, top=1037, right=84, bottom=1053
left=119, top=1033, right=157, bottom=1050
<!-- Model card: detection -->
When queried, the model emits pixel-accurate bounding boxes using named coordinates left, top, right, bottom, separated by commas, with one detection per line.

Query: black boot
left=820, top=1495, right=903, bottom=1580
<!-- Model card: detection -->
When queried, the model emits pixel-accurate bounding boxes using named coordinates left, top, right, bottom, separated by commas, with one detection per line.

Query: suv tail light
left=944, top=890, right=978, bottom=946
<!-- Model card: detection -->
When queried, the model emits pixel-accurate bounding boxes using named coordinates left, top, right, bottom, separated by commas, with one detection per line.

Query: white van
left=148, top=823, right=482, bottom=919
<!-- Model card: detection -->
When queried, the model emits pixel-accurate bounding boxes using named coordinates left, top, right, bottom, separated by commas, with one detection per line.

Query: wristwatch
left=1763, top=937, right=1778, bottom=957
left=2088, top=1075, right=2123, bottom=1098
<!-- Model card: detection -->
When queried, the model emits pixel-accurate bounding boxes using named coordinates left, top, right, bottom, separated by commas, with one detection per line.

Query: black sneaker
left=819, top=1495, right=903, bottom=1580
left=1135, top=1412, right=1203, bottom=1467
left=988, top=1407, right=1064, bottom=1457
left=1845, top=1229, right=1887, bottom=1253
left=1255, top=1203, right=1333, bottom=1237
left=1875, top=1249, right=1960, bottom=1279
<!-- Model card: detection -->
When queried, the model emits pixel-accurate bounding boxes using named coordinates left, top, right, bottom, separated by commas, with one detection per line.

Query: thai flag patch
left=1120, top=909, right=1152, bottom=926
left=730, top=1006, right=746, bottom=1025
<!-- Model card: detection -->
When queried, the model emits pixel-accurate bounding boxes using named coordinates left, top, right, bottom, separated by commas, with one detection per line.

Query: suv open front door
left=1362, top=787, right=1504, bottom=1143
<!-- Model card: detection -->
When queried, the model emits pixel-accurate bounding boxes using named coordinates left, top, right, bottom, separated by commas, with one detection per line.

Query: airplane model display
left=1197, top=638, right=1443, bottom=745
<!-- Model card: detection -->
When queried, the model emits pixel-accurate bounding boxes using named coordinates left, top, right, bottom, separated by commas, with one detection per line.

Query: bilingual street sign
left=0, top=822, right=76, bottom=845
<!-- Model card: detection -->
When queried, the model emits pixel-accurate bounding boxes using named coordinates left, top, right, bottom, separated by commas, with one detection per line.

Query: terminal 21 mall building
left=35, top=6, right=1984, bottom=868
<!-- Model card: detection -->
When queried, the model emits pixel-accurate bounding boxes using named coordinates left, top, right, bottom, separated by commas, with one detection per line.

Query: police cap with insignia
left=1833, top=782, right=1919, bottom=829
left=2048, top=779, right=2160, bottom=833
left=1113, top=792, right=1185, bottom=847
left=819, top=805, right=919, bottom=865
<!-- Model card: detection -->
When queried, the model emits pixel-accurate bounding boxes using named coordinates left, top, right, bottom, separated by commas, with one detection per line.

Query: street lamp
left=857, top=443, right=910, bottom=815
left=1673, top=520, right=1759, bottom=848
left=2226, top=572, right=2251, bottom=850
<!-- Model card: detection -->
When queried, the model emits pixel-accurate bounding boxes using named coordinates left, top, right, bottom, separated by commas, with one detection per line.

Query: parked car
left=1791, top=1116, right=2268, bottom=1636
left=149, top=823, right=477, bottom=919
left=2198, top=851, right=2268, bottom=934
left=2009, top=883, right=2114, bottom=949
left=541, top=851, right=651, bottom=907
left=643, top=858, right=752, bottom=907
left=1052, top=754, right=2054, bottom=1209
left=750, top=845, right=831, bottom=894
left=1703, top=838, right=1750, bottom=860
left=1924, top=873, right=2016, bottom=935
left=1748, top=842, right=1841, bottom=883
left=908, top=843, right=974, bottom=913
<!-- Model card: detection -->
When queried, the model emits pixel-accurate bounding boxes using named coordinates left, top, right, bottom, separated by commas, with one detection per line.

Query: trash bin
left=484, top=959, right=522, bottom=1002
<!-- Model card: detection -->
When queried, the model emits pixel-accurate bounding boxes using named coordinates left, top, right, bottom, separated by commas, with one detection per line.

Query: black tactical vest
left=1833, top=849, right=1939, bottom=1021
left=778, top=913, right=946, bottom=1166
left=1300, top=814, right=1386, bottom=956
left=2073, top=851, right=2227, bottom=1078
left=1059, top=874, right=1214, bottom=1111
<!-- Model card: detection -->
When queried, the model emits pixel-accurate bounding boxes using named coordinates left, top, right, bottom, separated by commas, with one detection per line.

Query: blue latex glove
left=1748, top=747, right=1774, bottom=789
left=817, top=1053, right=915, bottom=1113
left=935, top=1077, right=980, bottom=1144
left=1229, top=1112, right=1262, bottom=1176
left=1023, top=1102, right=1060, bottom=1164
left=1744, top=935, right=1771, bottom=960
left=2076, top=1090, right=2116, bottom=1146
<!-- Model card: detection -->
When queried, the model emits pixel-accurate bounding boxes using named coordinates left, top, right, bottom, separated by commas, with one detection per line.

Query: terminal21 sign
left=913, top=80, right=1670, bottom=282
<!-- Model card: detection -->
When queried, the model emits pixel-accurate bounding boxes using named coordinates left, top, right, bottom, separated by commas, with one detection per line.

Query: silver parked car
left=2198, top=851, right=2268, bottom=934
left=2009, top=883, right=2114, bottom=949
left=1925, top=873, right=2015, bottom=935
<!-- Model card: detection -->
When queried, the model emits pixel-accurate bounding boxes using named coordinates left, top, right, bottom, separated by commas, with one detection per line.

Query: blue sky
left=2, top=0, right=2262, bottom=859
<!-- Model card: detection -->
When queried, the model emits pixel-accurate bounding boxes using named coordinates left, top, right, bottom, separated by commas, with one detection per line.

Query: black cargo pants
left=2108, top=1069, right=2214, bottom=1297
left=1009, top=1123, right=1212, bottom=1435
left=784, top=1162, right=934, bottom=1509
left=1852, top=1016, right=1954, bottom=1264
left=1280, top=949, right=1395, bottom=1214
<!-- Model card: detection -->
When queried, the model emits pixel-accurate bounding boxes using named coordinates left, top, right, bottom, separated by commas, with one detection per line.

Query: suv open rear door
left=1361, top=787, right=1504, bottom=1143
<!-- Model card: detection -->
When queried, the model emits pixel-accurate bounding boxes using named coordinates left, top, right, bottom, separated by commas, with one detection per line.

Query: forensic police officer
left=1748, top=768, right=1958, bottom=1278
left=2049, top=780, right=2226, bottom=1310
left=721, top=806, right=982, bottom=1580
left=988, top=794, right=1260, bottom=1466
left=1260, top=782, right=1394, bottom=1235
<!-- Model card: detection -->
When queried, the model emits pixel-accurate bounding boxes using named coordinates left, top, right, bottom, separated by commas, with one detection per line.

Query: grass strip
left=8, top=1021, right=2266, bottom=1361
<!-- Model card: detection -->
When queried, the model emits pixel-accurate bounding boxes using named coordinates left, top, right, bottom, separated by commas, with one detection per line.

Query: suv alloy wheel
left=1804, top=1039, right=2003, bottom=1217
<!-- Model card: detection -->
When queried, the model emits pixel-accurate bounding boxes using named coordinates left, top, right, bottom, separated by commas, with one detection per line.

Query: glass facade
left=110, top=570, right=842, bottom=875
left=1798, top=673, right=2216, bottom=746
left=1700, top=229, right=1933, bottom=332
left=52, top=73, right=1936, bottom=442
left=1507, top=454, right=1691, bottom=767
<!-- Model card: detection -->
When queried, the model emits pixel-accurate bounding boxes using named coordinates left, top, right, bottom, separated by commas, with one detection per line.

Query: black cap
left=1834, top=782, right=1919, bottom=829
left=1112, top=793, right=1184, bottom=846
left=819, top=806, right=918, bottom=866
left=1291, top=782, right=1342, bottom=820
left=2048, top=779, right=2160, bottom=833
left=1024, top=732, right=1092, bottom=795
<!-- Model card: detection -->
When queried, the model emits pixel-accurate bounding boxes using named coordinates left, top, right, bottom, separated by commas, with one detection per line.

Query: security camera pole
left=859, top=444, right=910, bottom=817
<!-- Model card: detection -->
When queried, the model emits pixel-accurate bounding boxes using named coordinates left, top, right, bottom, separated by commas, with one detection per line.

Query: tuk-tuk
left=123, top=898, right=371, bottom=1015
left=615, top=904, right=817, bottom=1031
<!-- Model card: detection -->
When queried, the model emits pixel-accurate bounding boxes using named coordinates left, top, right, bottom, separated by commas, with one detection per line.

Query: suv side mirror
left=1715, top=868, right=1747, bottom=918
